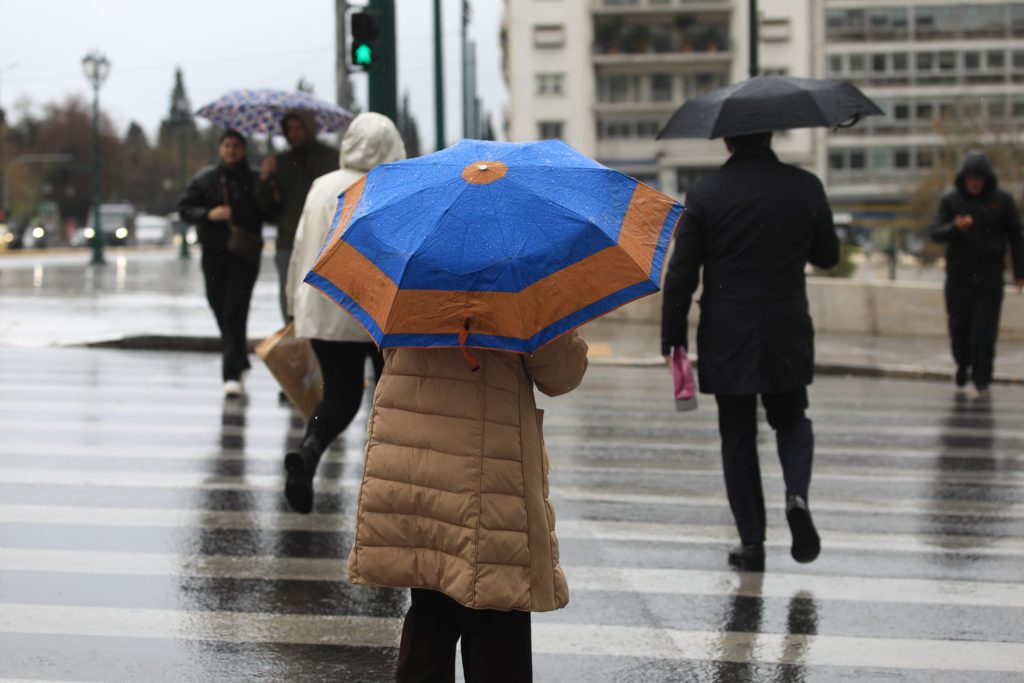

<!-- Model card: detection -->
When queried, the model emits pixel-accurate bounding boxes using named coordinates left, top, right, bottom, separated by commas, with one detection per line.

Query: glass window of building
left=1013, top=50, right=1024, bottom=68
left=964, top=51, right=982, bottom=70
left=914, top=6, right=958, bottom=40
left=916, top=52, right=934, bottom=72
left=850, top=151, right=866, bottom=169
left=849, top=54, right=866, bottom=73
left=826, top=9, right=866, bottom=41
left=538, top=121, right=564, bottom=139
left=962, top=5, right=1008, bottom=38
left=536, top=73, right=565, bottom=96
left=987, top=50, right=1006, bottom=69
left=894, top=102, right=910, bottom=121
left=533, top=25, right=566, bottom=48
left=828, top=55, right=843, bottom=76
left=637, top=121, right=661, bottom=137
left=867, top=8, right=909, bottom=40
left=938, top=51, right=956, bottom=72
left=651, top=74, right=673, bottom=102
left=1013, top=5, right=1024, bottom=37
left=872, top=54, right=887, bottom=73
left=894, top=149, right=911, bottom=169
left=872, top=148, right=893, bottom=170
left=916, top=101, right=935, bottom=121
left=988, top=98, right=1007, bottom=119
left=892, top=53, right=909, bottom=72
left=829, top=152, right=845, bottom=170
left=1012, top=97, right=1024, bottom=118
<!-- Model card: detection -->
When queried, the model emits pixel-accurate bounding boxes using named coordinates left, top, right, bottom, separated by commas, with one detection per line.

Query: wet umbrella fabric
left=656, top=75, right=883, bottom=140
left=195, top=89, right=353, bottom=135
left=305, top=139, right=683, bottom=354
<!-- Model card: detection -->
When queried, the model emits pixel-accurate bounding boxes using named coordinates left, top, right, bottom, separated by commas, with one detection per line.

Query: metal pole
left=461, top=0, right=469, bottom=139
left=90, top=84, right=105, bottom=265
left=434, top=0, right=445, bottom=151
left=0, top=63, right=16, bottom=223
left=335, top=0, right=351, bottom=110
left=368, top=0, right=398, bottom=124
left=749, top=0, right=759, bottom=78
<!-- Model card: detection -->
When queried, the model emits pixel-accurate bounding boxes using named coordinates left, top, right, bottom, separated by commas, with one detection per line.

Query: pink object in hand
left=671, top=346, right=698, bottom=412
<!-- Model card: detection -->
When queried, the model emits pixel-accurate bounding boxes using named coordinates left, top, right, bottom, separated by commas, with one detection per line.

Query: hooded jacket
left=286, top=113, right=407, bottom=342
left=269, top=110, right=340, bottom=251
left=931, top=151, right=1024, bottom=282
left=348, top=332, right=589, bottom=612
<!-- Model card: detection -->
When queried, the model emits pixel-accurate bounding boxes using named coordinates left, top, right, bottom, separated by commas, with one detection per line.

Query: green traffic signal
left=355, top=43, right=373, bottom=66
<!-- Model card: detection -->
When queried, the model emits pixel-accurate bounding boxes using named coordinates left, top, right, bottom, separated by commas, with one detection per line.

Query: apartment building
left=503, top=0, right=817, bottom=199
left=822, top=1, right=1024, bottom=216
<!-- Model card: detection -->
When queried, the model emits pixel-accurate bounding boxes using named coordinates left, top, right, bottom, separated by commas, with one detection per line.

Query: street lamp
left=82, top=50, right=110, bottom=265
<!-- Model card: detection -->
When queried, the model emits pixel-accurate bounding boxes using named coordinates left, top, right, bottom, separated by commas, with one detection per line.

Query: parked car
left=0, top=223, right=14, bottom=251
left=74, top=203, right=136, bottom=247
left=134, top=214, right=173, bottom=246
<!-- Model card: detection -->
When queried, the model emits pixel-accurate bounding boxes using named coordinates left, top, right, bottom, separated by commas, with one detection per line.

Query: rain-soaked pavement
left=1, top=344, right=1023, bottom=681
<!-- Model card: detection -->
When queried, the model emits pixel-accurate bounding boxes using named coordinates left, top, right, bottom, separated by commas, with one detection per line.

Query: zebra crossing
left=1, top=346, right=1023, bottom=681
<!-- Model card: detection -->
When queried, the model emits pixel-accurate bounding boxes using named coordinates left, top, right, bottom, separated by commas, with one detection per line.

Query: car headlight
left=84, top=227, right=96, bottom=239
left=115, top=227, right=129, bottom=239
left=3, top=232, right=13, bottom=243
left=32, top=227, right=45, bottom=239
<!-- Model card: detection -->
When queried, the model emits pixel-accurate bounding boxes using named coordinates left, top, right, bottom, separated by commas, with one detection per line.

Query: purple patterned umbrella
left=195, top=88, right=353, bottom=135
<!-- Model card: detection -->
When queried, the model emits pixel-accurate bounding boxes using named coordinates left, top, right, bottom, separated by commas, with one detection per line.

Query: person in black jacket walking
left=179, top=130, right=277, bottom=397
left=931, top=151, right=1024, bottom=397
left=661, top=132, right=839, bottom=572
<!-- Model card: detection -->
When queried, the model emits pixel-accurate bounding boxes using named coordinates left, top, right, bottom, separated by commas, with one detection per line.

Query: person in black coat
left=661, top=132, right=840, bottom=572
left=178, top=130, right=277, bottom=397
left=930, top=151, right=1024, bottom=397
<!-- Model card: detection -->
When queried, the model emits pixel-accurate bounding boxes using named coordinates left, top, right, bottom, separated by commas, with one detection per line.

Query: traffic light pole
left=368, top=0, right=398, bottom=124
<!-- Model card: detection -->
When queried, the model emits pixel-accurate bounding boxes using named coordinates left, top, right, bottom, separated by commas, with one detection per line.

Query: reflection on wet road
left=1, top=347, right=1023, bottom=681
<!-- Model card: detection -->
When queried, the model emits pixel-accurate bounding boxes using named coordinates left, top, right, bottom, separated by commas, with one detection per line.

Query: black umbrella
left=656, top=75, right=883, bottom=140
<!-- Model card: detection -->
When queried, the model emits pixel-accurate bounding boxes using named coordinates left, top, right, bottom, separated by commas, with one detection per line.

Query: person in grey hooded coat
left=931, top=151, right=1024, bottom=396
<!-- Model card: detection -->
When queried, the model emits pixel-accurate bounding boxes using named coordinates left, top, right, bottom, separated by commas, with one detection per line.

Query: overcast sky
left=0, top=0, right=506, bottom=150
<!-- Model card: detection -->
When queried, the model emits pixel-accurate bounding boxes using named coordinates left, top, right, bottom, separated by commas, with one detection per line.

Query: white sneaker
left=223, top=380, right=243, bottom=398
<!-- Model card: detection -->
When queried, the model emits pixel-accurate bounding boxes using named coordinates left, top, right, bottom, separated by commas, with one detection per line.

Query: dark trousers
left=945, top=277, right=1004, bottom=390
left=715, top=388, right=814, bottom=545
left=201, top=245, right=260, bottom=381
left=305, top=339, right=383, bottom=447
left=396, top=589, right=532, bottom=683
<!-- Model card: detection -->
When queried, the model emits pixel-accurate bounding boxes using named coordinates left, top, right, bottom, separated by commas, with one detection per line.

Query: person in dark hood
left=178, top=130, right=276, bottom=397
left=661, top=132, right=839, bottom=572
left=931, top=151, right=1024, bottom=397
left=259, top=110, right=339, bottom=324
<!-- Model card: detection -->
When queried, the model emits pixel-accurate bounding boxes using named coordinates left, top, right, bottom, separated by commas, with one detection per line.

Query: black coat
left=178, top=161, right=276, bottom=247
left=930, top=152, right=1024, bottom=283
left=266, top=140, right=339, bottom=251
left=661, top=147, right=839, bottom=395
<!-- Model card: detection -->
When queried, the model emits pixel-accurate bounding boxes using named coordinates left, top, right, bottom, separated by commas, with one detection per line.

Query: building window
left=637, top=121, right=661, bottom=137
left=533, top=25, right=565, bottom=48
left=894, top=149, right=911, bottom=169
left=849, top=151, right=866, bottom=170
left=829, top=152, right=845, bottom=170
left=536, top=73, right=565, bottom=96
left=538, top=121, right=564, bottom=139
left=651, top=74, right=673, bottom=102
left=828, top=55, right=843, bottom=76
left=988, top=50, right=1006, bottom=69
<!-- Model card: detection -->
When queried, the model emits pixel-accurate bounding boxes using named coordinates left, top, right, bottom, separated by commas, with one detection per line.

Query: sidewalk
left=3, top=248, right=1023, bottom=383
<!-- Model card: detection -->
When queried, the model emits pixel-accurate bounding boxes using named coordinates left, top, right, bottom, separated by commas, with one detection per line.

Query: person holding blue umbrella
left=306, top=139, right=682, bottom=680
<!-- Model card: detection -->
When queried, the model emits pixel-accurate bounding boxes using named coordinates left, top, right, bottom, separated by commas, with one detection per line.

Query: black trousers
left=714, top=388, right=814, bottom=545
left=201, top=245, right=260, bottom=381
left=305, top=339, right=383, bottom=448
left=396, top=589, right=532, bottom=683
left=945, top=277, right=1004, bottom=390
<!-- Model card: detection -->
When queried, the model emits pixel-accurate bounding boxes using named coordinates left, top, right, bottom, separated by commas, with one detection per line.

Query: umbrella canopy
left=305, top=139, right=683, bottom=354
left=656, top=75, right=883, bottom=140
left=195, top=88, right=353, bottom=135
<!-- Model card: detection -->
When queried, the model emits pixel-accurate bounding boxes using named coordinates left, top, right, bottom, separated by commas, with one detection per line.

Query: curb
left=79, top=334, right=1024, bottom=386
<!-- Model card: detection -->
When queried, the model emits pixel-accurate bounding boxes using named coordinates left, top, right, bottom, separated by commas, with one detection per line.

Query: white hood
left=339, top=112, right=406, bottom=173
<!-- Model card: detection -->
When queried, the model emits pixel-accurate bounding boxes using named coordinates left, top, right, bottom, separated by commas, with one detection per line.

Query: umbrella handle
left=833, top=114, right=861, bottom=131
left=458, top=319, right=481, bottom=372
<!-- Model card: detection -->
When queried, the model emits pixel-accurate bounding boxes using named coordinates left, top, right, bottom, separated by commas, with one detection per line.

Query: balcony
left=593, top=15, right=730, bottom=60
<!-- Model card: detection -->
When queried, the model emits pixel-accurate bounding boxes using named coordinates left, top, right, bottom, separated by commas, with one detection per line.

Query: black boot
left=284, top=432, right=324, bottom=514
left=727, top=543, right=765, bottom=572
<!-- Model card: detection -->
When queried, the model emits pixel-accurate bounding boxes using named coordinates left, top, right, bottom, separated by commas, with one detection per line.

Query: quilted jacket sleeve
left=524, top=331, right=589, bottom=397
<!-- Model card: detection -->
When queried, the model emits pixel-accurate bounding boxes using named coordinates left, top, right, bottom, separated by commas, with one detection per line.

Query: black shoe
left=955, top=366, right=968, bottom=389
left=284, top=451, right=315, bottom=514
left=727, top=543, right=765, bottom=572
left=786, top=495, right=821, bottom=563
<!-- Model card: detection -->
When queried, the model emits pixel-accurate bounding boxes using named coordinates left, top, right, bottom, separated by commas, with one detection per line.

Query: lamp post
left=82, top=50, right=110, bottom=265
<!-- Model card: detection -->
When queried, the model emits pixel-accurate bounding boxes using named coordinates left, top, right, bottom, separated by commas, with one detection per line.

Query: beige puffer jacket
left=286, top=112, right=406, bottom=341
left=348, top=331, right=588, bottom=612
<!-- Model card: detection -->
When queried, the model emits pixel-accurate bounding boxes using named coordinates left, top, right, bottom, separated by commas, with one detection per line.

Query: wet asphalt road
left=1, top=347, right=1023, bottom=681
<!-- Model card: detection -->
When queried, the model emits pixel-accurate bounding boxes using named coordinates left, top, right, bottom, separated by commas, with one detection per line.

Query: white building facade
left=503, top=0, right=818, bottom=199
left=822, top=1, right=1024, bottom=216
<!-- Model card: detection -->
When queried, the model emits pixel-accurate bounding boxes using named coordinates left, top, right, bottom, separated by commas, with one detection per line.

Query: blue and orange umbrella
left=305, top=139, right=683, bottom=356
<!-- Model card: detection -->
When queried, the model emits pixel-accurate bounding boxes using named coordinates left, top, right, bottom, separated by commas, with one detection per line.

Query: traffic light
left=350, top=11, right=379, bottom=71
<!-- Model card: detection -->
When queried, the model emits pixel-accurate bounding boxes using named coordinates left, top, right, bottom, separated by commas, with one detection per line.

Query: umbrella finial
left=462, top=161, right=508, bottom=185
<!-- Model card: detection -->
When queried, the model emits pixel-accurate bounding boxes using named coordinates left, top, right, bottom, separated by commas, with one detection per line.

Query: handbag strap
left=219, top=173, right=239, bottom=233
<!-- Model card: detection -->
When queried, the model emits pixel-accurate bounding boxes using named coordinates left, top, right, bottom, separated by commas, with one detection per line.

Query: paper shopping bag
left=255, top=322, right=322, bottom=422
